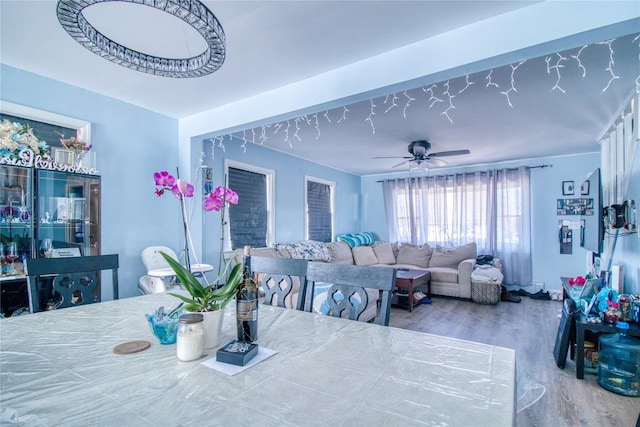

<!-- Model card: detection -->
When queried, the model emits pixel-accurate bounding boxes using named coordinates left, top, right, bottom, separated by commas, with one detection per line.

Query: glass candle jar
left=176, top=313, right=204, bottom=362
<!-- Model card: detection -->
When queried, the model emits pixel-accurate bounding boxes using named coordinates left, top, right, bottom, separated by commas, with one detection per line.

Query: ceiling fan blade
left=373, top=156, right=412, bottom=159
left=427, top=157, right=448, bottom=166
left=428, top=149, right=470, bottom=158
left=392, top=159, right=411, bottom=168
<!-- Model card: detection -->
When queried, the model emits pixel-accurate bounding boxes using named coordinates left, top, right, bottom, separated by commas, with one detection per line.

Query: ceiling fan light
left=409, top=160, right=429, bottom=172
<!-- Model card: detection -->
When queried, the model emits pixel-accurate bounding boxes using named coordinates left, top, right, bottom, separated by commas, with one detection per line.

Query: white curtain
left=494, top=167, right=532, bottom=286
left=382, top=167, right=532, bottom=285
left=382, top=178, right=428, bottom=244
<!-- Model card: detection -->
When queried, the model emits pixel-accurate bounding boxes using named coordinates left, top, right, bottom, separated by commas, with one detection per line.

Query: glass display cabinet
left=0, top=165, right=101, bottom=316
left=0, top=165, right=34, bottom=316
left=0, top=102, right=98, bottom=316
left=35, top=170, right=101, bottom=258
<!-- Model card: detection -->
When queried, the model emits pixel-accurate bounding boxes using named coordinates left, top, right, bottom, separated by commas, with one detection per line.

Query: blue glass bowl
left=145, top=312, right=180, bottom=345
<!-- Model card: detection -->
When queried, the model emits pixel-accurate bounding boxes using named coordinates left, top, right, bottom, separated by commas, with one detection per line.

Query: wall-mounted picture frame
left=581, top=180, right=590, bottom=195
left=556, top=198, right=593, bottom=215
left=562, top=181, right=574, bottom=196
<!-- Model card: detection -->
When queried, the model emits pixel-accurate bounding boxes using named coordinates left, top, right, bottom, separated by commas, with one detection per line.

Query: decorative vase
left=73, top=149, right=86, bottom=168
left=145, top=312, right=180, bottom=345
left=201, top=309, right=224, bottom=349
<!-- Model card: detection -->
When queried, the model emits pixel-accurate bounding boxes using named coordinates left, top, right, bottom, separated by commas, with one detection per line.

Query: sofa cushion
left=429, top=242, right=477, bottom=268
left=277, top=240, right=331, bottom=262
left=427, top=267, right=459, bottom=283
left=396, top=243, right=432, bottom=268
left=373, top=242, right=396, bottom=264
left=336, top=232, right=374, bottom=248
left=352, top=246, right=378, bottom=266
left=325, top=241, right=354, bottom=264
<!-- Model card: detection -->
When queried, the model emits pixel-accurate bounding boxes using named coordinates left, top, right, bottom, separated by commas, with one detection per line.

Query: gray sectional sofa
left=225, top=240, right=477, bottom=321
left=326, top=240, right=477, bottom=299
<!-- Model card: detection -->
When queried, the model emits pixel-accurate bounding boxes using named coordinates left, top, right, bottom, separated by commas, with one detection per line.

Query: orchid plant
left=162, top=253, right=242, bottom=312
left=154, top=170, right=240, bottom=311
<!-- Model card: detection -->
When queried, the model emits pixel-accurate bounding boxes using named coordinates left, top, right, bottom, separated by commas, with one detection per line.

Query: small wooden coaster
left=113, top=340, right=151, bottom=355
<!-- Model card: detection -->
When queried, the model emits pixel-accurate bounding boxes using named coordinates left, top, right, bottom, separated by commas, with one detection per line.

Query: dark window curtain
left=228, top=167, right=267, bottom=249
left=307, top=181, right=332, bottom=242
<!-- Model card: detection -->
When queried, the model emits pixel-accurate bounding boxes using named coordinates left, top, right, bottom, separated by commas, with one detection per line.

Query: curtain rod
left=376, top=164, right=552, bottom=183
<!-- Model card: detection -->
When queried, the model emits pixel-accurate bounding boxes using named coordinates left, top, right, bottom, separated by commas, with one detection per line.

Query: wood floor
left=388, top=296, right=640, bottom=427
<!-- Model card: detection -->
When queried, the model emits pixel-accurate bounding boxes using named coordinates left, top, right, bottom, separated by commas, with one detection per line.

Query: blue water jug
left=597, top=321, right=640, bottom=396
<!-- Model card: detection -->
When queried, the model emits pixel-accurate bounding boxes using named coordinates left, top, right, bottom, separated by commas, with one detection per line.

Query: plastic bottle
left=597, top=321, right=640, bottom=396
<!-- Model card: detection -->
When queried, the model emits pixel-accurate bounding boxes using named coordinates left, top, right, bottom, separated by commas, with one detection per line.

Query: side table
left=573, top=313, right=640, bottom=379
left=393, top=269, right=431, bottom=313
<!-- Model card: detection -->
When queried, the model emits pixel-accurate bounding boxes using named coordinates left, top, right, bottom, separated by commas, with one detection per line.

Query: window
left=305, top=176, right=334, bottom=242
left=225, top=161, right=274, bottom=250
left=382, top=167, right=531, bottom=285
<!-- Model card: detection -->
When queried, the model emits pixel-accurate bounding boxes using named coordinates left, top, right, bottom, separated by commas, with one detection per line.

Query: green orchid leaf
left=167, top=293, right=201, bottom=312
left=160, top=252, right=205, bottom=298
left=210, top=263, right=242, bottom=297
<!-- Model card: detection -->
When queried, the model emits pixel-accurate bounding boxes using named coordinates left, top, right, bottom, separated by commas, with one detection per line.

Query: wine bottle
left=236, top=245, right=258, bottom=342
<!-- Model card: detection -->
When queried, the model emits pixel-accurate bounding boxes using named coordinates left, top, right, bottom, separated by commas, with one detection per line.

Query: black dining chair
left=251, top=256, right=309, bottom=310
left=305, top=262, right=396, bottom=326
left=25, top=254, right=119, bottom=313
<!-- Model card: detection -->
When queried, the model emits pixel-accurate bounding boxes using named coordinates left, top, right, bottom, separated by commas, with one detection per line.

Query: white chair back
left=141, top=246, right=179, bottom=273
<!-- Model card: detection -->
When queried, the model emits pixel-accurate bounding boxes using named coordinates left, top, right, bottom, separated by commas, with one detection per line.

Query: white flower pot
left=201, top=310, right=224, bottom=349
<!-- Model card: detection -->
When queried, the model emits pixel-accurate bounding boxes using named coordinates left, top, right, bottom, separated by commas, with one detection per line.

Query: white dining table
left=0, top=292, right=515, bottom=426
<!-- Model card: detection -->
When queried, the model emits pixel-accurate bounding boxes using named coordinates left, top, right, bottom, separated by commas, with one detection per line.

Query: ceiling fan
left=375, top=140, right=470, bottom=169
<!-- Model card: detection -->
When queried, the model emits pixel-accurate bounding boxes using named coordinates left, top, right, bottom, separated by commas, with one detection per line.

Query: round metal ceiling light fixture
left=56, top=0, right=226, bottom=78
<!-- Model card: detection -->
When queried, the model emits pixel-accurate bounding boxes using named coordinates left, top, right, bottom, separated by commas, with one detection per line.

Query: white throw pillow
left=429, top=242, right=477, bottom=268
left=373, top=243, right=396, bottom=264
left=352, top=246, right=378, bottom=266
left=396, top=243, right=432, bottom=268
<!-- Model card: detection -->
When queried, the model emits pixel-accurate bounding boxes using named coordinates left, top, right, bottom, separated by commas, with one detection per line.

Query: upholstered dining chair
left=25, top=254, right=119, bottom=313
left=305, top=262, right=396, bottom=326
left=251, top=256, right=309, bottom=310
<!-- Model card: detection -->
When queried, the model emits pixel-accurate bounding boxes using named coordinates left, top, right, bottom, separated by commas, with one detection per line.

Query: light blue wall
left=609, top=146, right=640, bottom=295
left=199, top=139, right=361, bottom=265
left=361, top=153, right=602, bottom=292
left=1, top=64, right=180, bottom=298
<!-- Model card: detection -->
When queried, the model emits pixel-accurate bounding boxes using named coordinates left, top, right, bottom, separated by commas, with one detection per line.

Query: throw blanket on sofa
left=275, top=240, right=331, bottom=262
left=336, top=232, right=374, bottom=248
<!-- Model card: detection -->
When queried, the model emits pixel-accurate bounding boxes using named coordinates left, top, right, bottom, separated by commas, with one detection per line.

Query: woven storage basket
left=471, top=280, right=501, bottom=305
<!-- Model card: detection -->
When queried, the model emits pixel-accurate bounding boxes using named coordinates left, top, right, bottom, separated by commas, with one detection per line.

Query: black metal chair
left=25, top=254, right=119, bottom=313
left=305, top=262, right=396, bottom=326
left=251, top=256, right=309, bottom=310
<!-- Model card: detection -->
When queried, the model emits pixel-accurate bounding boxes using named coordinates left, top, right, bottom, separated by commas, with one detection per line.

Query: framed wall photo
left=581, top=180, right=590, bottom=195
left=562, top=181, right=574, bottom=196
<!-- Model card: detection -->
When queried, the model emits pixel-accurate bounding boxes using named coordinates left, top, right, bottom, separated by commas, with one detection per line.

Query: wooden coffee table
left=393, top=269, right=431, bottom=312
